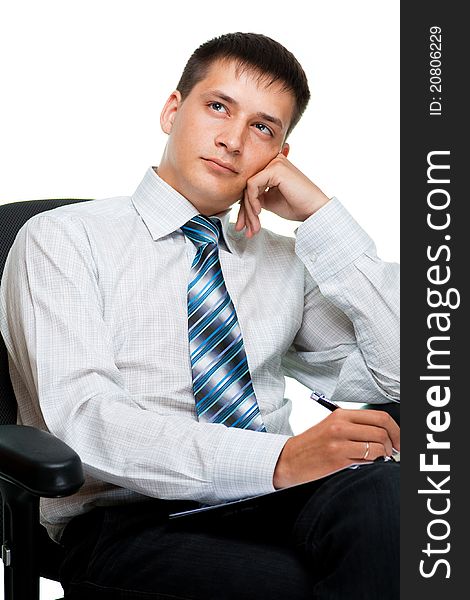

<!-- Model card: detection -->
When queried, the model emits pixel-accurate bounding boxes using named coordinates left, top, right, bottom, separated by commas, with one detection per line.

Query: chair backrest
left=0, top=199, right=92, bottom=425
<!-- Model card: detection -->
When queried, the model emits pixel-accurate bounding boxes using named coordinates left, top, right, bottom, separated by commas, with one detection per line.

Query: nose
left=215, top=121, right=245, bottom=154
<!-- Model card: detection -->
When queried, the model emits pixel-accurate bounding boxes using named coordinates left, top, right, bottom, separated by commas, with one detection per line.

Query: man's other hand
left=273, top=409, right=401, bottom=489
left=235, top=153, right=330, bottom=237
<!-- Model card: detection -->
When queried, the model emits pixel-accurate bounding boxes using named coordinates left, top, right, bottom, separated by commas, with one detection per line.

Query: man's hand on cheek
left=235, top=153, right=331, bottom=238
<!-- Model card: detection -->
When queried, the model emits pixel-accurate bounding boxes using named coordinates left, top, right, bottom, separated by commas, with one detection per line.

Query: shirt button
left=309, top=253, right=317, bottom=263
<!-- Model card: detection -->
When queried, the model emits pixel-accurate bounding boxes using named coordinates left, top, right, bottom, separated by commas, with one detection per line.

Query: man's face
left=157, top=59, right=295, bottom=215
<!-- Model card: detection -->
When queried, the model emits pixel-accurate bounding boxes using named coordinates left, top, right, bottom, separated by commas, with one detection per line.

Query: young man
left=1, top=33, right=400, bottom=598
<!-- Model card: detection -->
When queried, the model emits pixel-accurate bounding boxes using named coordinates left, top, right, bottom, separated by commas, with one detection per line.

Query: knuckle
left=378, top=411, right=392, bottom=426
left=327, top=440, right=340, bottom=455
left=378, top=430, right=389, bottom=446
left=246, top=180, right=256, bottom=194
left=328, top=421, right=344, bottom=438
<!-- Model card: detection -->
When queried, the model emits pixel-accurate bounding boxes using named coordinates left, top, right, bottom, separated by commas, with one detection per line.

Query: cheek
left=184, top=121, right=216, bottom=162
left=244, top=145, right=279, bottom=178
left=168, top=123, right=199, bottom=165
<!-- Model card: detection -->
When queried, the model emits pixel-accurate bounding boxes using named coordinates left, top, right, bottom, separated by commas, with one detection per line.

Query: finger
left=348, top=440, right=387, bottom=462
left=348, top=409, right=400, bottom=452
left=253, top=190, right=264, bottom=215
left=329, top=411, right=395, bottom=456
left=243, top=190, right=261, bottom=236
left=241, top=191, right=253, bottom=236
left=246, top=173, right=270, bottom=215
left=347, top=422, right=394, bottom=456
left=235, top=201, right=245, bottom=231
left=244, top=203, right=259, bottom=236
left=245, top=185, right=263, bottom=216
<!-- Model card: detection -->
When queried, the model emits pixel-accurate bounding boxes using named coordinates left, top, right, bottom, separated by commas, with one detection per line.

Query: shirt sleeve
left=282, top=197, right=400, bottom=405
left=0, top=214, right=289, bottom=505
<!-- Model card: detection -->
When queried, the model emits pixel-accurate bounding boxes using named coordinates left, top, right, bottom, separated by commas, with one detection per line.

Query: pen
left=310, top=390, right=340, bottom=412
left=310, top=390, right=400, bottom=461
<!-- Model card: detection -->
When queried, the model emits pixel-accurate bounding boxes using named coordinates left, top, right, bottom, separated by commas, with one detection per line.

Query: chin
left=189, top=177, right=242, bottom=210
left=195, top=194, right=238, bottom=215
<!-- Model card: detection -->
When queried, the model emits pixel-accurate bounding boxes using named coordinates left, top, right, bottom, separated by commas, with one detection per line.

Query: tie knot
left=181, top=215, right=221, bottom=247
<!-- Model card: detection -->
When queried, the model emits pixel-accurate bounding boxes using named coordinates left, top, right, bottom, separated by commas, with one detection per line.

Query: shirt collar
left=131, top=167, right=238, bottom=254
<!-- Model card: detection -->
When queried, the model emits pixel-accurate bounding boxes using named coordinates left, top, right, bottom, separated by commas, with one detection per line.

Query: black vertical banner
left=401, top=2, right=467, bottom=597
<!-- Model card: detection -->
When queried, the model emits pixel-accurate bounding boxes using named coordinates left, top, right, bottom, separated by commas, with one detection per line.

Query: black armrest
left=0, top=424, right=84, bottom=497
left=362, top=402, right=400, bottom=426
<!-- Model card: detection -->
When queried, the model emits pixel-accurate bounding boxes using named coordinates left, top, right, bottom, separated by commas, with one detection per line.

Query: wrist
left=301, top=191, right=331, bottom=221
left=273, top=437, right=294, bottom=489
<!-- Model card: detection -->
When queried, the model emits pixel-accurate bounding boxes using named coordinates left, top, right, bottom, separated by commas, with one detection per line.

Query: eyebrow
left=205, top=89, right=284, bottom=131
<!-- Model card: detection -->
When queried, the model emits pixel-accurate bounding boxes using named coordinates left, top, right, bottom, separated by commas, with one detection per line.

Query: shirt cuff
left=211, top=427, right=290, bottom=502
left=295, top=197, right=376, bottom=284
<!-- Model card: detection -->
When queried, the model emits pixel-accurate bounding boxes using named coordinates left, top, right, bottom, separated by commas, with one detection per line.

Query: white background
left=0, top=1, right=399, bottom=596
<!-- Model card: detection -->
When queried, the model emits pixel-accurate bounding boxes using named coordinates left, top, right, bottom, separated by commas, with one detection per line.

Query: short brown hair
left=176, top=32, right=310, bottom=137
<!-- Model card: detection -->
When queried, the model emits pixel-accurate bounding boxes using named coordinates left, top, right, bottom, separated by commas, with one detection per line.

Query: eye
left=209, top=102, right=227, bottom=113
left=254, top=123, right=273, bottom=137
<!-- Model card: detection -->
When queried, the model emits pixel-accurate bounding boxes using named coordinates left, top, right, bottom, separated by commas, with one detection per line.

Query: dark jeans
left=59, top=462, right=399, bottom=599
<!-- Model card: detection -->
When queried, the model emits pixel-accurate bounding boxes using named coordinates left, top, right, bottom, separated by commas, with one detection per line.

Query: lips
left=202, top=157, right=238, bottom=174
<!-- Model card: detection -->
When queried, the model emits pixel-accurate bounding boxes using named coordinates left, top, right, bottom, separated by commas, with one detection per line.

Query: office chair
left=0, top=198, right=400, bottom=600
left=0, top=199, right=90, bottom=600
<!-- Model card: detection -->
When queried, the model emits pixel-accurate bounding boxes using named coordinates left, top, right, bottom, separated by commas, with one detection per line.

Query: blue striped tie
left=181, top=215, right=266, bottom=432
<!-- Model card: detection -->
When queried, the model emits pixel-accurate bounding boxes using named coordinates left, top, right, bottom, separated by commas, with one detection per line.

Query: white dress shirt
left=0, top=167, right=399, bottom=541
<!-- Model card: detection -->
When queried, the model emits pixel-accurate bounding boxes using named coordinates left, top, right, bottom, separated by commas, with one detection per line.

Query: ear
left=160, top=90, right=182, bottom=134
left=281, top=142, right=290, bottom=157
